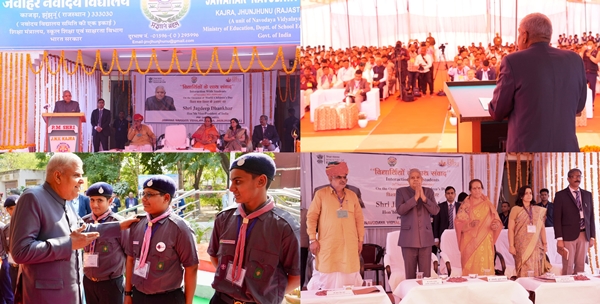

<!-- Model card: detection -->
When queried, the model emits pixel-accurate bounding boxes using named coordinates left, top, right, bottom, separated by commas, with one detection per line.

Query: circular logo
left=141, top=0, right=190, bottom=30
left=156, top=242, right=166, bottom=252
left=147, top=180, right=153, bottom=187
left=56, top=142, right=70, bottom=152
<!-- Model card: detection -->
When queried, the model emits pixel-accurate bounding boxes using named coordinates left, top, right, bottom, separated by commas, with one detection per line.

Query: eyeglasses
left=142, top=192, right=164, bottom=199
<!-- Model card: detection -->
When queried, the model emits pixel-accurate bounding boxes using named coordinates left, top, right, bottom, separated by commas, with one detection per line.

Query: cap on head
left=133, top=113, right=143, bottom=121
left=86, top=182, right=113, bottom=198
left=3, top=195, right=19, bottom=208
left=143, top=175, right=177, bottom=199
left=230, top=153, right=276, bottom=181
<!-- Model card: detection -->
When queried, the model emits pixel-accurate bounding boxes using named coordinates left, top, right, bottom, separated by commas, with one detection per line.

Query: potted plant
left=358, top=112, right=368, bottom=128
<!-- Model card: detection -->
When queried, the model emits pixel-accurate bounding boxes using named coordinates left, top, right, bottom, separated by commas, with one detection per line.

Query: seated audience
left=301, top=68, right=318, bottom=111
left=318, top=66, right=337, bottom=90
left=476, top=60, right=496, bottom=80
left=448, top=59, right=470, bottom=81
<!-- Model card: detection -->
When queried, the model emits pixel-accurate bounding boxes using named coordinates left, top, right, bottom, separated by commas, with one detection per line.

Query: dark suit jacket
left=252, top=124, right=280, bottom=148
left=553, top=187, right=595, bottom=242
left=77, top=194, right=91, bottom=218
left=488, top=42, right=586, bottom=152
left=475, top=68, right=496, bottom=80
left=90, top=108, right=111, bottom=136
left=396, top=187, right=440, bottom=248
left=312, top=184, right=365, bottom=208
left=111, top=197, right=121, bottom=213
left=432, top=201, right=461, bottom=240
left=125, top=197, right=138, bottom=209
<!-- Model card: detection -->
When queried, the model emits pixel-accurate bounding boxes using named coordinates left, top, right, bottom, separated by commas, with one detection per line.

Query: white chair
left=158, top=125, right=189, bottom=151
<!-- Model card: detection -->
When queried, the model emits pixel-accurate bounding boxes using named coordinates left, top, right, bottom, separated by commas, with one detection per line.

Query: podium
left=42, top=113, right=86, bottom=152
left=444, top=81, right=508, bottom=152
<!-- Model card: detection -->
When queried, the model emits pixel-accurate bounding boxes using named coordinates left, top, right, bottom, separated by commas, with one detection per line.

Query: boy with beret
left=82, top=182, right=128, bottom=304
left=124, top=175, right=198, bottom=304
left=208, top=153, right=301, bottom=304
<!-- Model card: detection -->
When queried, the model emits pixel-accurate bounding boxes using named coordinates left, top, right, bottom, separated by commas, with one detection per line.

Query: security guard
left=208, top=153, right=301, bottom=304
left=2, top=195, right=19, bottom=294
left=82, top=183, right=128, bottom=304
left=124, top=175, right=198, bottom=304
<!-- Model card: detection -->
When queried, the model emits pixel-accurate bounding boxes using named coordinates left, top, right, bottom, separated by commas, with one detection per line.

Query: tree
left=0, top=153, right=44, bottom=172
left=75, top=153, right=125, bottom=185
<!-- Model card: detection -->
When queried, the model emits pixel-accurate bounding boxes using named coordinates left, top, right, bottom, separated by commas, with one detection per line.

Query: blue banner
left=0, top=0, right=300, bottom=50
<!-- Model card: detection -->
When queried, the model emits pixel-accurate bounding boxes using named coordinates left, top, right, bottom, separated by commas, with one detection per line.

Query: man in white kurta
left=306, top=162, right=365, bottom=290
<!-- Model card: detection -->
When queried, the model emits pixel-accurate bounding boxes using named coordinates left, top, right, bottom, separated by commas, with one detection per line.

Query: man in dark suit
left=90, top=98, right=111, bottom=152
left=488, top=13, right=586, bottom=152
left=112, top=111, right=129, bottom=150
left=111, top=192, right=121, bottom=213
left=71, top=193, right=91, bottom=218
left=125, top=192, right=138, bottom=211
left=554, top=168, right=595, bottom=275
left=396, top=168, right=439, bottom=279
left=475, top=60, right=496, bottom=81
left=536, top=188, right=554, bottom=227
left=54, top=90, right=81, bottom=113
left=252, top=115, right=280, bottom=151
left=432, top=186, right=460, bottom=253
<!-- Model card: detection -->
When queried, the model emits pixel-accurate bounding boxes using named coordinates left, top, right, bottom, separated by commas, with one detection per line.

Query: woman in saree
left=508, top=185, right=549, bottom=277
left=223, top=118, right=251, bottom=152
left=455, top=179, right=503, bottom=275
left=192, top=116, right=220, bottom=152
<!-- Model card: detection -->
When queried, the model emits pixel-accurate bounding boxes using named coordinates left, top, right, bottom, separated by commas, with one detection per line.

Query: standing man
left=125, top=176, right=198, bottom=304
left=71, top=193, right=92, bottom=218
left=537, top=188, right=554, bottom=227
left=82, top=183, right=128, bottom=304
left=209, top=153, right=300, bottom=303
left=2, top=195, right=19, bottom=294
left=488, top=13, right=586, bottom=152
left=125, top=192, right=139, bottom=214
left=90, top=98, right=111, bottom=152
left=580, top=39, right=599, bottom=105
left=9, top=153, right=138, bottom=304
left=252, top=115, right=280, bottom=151
left=499, top=201, right=511, bottom=229
left=111, top=192, right=121, bottom=213
left=554, top=168, right=595, bottom=275
left=432, top=186, right=460, bottom=253
left=414, top=45, right=434, bottom=96
left=113, top=111, right=129, bottom=150
left=307, top=161, right=364, bottom=289
left=396, top=168, right=440, bottom=279
left=371, top=57, right=388, bottom=101
left=54, top=90, right=81, bottom=113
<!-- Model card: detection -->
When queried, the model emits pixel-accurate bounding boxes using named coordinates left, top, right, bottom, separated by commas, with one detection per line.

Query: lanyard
left=524, top=205, right=533, bottom=225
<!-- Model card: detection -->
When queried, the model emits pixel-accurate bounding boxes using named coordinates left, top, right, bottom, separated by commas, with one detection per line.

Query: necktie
left=88, top=210, right=111, bottom=253
left=137, top=208, right=172, bottom=269
left=448, top=204, right=454, bottom=229
left=232, top=201, right=274, bottom=281
left=262, top=126, right=266, bottom=135
left=98, top=109, right=102, bottom=127
left=575, top=190, right=585, bottom=229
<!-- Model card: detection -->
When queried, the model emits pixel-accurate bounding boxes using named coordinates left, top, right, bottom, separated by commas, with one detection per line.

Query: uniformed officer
left=82, top=183, right=128, bottom=304
left=2, top=195, right=19, bottom=294
left=208, top=153, right=301, bottom=304
left=124, top=175, right=198, bottom=304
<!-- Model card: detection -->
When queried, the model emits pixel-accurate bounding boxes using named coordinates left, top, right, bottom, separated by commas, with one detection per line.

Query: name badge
left=337, top=210, right=348, bottom=218
left=225, top=262, right=245, bottom=287
left=555, top=276, right=575, bottom=283
left=326, top=290, right=354, bottom=296
left=373, top=74, right=379, bottom=78
left=422, top=279, right=443, bottom=285
left=83, top=253, right=99, bottom=268
left=220, top=239, right=236, bottom=245
left=134, top=259, right=150, bottom=279
left=487, top=276, right=508, bottom=282
left=527, top=225, right=536, bottom=233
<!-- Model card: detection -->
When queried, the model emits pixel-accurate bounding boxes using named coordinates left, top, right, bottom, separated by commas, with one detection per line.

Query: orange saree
left=192, top=125, right=219, bottom=152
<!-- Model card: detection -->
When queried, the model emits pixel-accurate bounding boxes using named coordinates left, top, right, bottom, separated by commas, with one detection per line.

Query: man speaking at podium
left=54, top=90, right=81, bottom=113
left=488, top=13, right=586, bottom=152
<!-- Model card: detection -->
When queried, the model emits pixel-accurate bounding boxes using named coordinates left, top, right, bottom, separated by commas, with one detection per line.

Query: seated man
left=344, top=69, right=371, bottom=104
left=317, top=66, right=337, bottom=90
left=126, top=113, right=156, bottom=151
left=466, top=69, right=478, bottom=81
left=252, top=115, right=280, bottom=151
left=371, top=57, right=388, bottom=100
left=145, top=86, right=176, bottom=111
left=447, top=59, right=470, bottom=81
left=475, top=59, right=496, bottom=80
left=301, top=68, right=318, bottom=111
left=191, top=116, right=220, bottom=152
left=334, top=59, right=355, bottom=88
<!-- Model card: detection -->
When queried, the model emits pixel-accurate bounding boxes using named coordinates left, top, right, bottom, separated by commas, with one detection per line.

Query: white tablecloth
left=301, top=285, right=392, bottom=304
left=517, top=276, right=600, bottom=304
left=586, top=87, right=593, bottom=118
left=394, top=278, right=532, bottom=304
left=309, top=88, right=380, bottom=122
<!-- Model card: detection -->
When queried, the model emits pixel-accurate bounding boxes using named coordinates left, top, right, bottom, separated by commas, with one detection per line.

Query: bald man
left=145, top=86, right=176, bottom=111
left=54, top=90, right=81, bottom=113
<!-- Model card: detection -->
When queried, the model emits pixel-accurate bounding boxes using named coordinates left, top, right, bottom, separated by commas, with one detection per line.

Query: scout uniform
left=208, top=153, right=301, bottom=304
left=82, top=183, right=128, bottom=304
left=2, top=195, right=19, bottom=296
left=125, top=176, right=198, bottom=304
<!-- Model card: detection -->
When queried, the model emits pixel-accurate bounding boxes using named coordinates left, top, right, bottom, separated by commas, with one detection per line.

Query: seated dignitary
left=208, top=153, right=300, bottom=304
left=10, top=153, right=138, bottom=304
left=223, top=118, right=251, bottom=152
left=125, top=175, right=198, bottom=304
left=191, top=116, right=220, bottom=152
left=252, top=115, right=280, bottom=151
left=145, top=86, right=176, bottom=111
left=344, top=70, right=370, bottom=104
left=82, top=182, right=129, bottom=304
left=126, top=114, right=156, bottom=152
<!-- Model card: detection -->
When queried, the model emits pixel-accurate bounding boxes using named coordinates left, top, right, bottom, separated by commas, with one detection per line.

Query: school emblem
left=156, top=242, right=166, bottom=252
left=253, top=266, right=263, bottom=279
left=141, top=0, right=191, bottom=31
left=157, top=261, right=165, bottom=270
left=102, top=245, right=109, bottom=253
left=55, top=142, right=70, bottom=152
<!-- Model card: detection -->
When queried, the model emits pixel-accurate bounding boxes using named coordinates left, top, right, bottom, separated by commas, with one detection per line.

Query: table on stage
left=516, top=276, right=600, bottom=304
left=393, top=277, right=532, bottom=304
left=300, top=285, right=392, bottom=304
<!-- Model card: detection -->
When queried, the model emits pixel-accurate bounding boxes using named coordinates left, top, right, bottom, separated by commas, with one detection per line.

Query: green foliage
left=75, top=153, right=125, bottom=185
left=0, top=153, right=45, bottom=172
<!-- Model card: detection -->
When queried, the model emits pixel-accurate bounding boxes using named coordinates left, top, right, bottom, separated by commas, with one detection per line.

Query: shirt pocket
left=247, top=248, right=278, bottom=285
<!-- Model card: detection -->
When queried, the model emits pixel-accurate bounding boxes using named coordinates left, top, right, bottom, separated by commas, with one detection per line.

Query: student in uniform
left=208, top=153, right=301, bottom=304
left=2, top=195, right=18, bottom=294
left=82, top=183, right=129, bottom=304
left=124, top=176, right=198, bottom=304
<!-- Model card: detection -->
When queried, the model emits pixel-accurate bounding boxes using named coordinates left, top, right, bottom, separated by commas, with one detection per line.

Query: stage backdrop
left=0, top=0, right=300, bottom=50
left=144, top=74, right=244, bottom=124
left=305, top=153, right=466, bottom=228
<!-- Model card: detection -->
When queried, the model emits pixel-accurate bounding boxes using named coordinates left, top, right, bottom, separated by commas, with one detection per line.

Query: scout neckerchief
left=88, top=209, right=111, bottom=253
left=232, top=201, right=274, bottom=281
left=137, top=208, right=171, bottom=269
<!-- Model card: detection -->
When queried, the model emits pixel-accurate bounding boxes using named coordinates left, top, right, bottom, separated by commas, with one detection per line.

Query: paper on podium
left=479, top=97, right=492, bottom=110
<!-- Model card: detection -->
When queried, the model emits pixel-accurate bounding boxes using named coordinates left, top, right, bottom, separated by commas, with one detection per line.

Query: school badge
left=141, top=0, right=191, bottom=31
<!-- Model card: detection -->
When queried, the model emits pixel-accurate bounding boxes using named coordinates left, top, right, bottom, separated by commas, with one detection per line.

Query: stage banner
left=0, top=0, right=300, bottom=50
left=309, top=153, right=465, bottom=227
left=144, top=73, right=244, bottom=124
